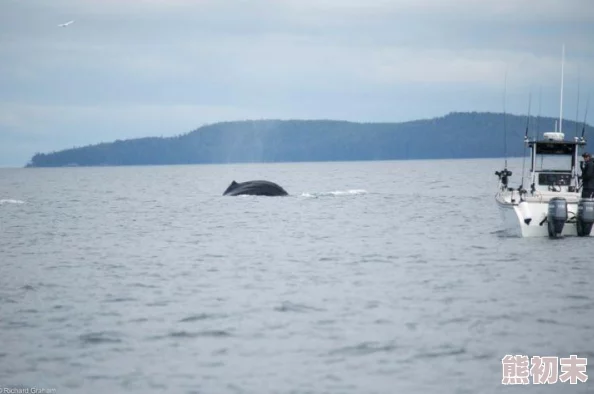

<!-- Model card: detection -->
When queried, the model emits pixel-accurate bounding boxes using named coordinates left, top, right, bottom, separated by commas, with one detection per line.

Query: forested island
left=25, top=112, right=592, bottom=167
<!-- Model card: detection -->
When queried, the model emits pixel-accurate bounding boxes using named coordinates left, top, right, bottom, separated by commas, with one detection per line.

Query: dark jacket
left=582, top=160, right=594, bottom=189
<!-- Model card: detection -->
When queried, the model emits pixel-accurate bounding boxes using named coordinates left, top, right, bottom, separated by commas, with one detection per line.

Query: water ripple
left=179, top=313, right=226, bottom=322
left=274, top=301, right=325, bottom=313
left=166, top=330, right=232, bottom=339
left=415, top=345, right=467, bottom=359
left=329, top=341, right=399, bottom=356
left=79, top=331, right=124, bottom=345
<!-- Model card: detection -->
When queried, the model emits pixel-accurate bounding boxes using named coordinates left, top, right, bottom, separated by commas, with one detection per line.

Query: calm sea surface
left=1, top=158, right=592, bottom=394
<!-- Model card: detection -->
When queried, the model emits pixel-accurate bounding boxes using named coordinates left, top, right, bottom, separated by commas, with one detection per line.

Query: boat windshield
left=535, top=154, right=572, bottom=172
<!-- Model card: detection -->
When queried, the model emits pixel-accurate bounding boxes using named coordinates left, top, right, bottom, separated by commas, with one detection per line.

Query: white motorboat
left=495, top=130, right=593, bottom=238
left=494, top=45, right=594, bottom=238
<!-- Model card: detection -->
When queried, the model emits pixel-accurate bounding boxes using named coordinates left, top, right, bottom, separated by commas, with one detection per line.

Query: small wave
left=169, top=330, right=231, bottom=338
left=329, top=340, right=398, bottom=356
left=565, top=294, right=590, bottom=301
left=104, top=297, right=137, bottom=303
left=79, top=331, right=123, bottom=345
left=129, top=283, right=158, bottom=289
left=415, top=345, right=466, bottom=359
left=179, top=313, right=226, bottom=323
left=5, top=321, right=37, bottom=329
left=274, top=301, right=325, bottom=313
left=145, top=330, right=232, bottom=341
left=0, top=199, right=25, bottom=205
left=535, top=318, right=570, bottom=326
left=301, top=189, right=368, bottom=198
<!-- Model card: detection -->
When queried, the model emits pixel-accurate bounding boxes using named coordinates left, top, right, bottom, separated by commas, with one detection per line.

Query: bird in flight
left=58, top=20, right=74, bottom=27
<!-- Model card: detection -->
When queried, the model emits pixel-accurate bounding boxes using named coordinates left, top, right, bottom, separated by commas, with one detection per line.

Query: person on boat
left=580, top=152, right=594, bottom=198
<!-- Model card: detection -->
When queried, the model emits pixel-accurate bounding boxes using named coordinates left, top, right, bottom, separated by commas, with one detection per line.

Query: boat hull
left=495, top=192, right=593, bottom=238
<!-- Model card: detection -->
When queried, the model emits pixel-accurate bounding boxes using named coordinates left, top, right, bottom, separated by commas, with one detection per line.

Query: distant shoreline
left=13, top=155, right=531, bottom=169
left=24, top=112, right=591, bottom=168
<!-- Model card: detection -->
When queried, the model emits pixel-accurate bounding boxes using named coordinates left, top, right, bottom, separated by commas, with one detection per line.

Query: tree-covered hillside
left=25, top=112, right=592, bottom=167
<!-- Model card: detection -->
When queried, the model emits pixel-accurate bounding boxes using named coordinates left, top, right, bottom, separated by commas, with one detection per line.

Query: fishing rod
left=536, top=86, right=542, bottom=140
left=576, top=92, right=591, bottom=193
left=581, top=92, right=590, bottom=140
left=559, top=44, right=565, bottom=135
left=575, top=69, right=580, bottom=138
left=495, top=70, right=512, bottom=190
left=519, top=91, right=532, bottom=195
left=503, top=70, right=508, bottom=169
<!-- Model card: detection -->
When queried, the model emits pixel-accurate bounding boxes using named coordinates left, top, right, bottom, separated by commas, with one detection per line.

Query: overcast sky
left=1, top=0, right=593, bottom=166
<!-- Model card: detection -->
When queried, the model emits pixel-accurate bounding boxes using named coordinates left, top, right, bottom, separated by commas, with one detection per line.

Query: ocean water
left=0, top=158, right=592, bottom=394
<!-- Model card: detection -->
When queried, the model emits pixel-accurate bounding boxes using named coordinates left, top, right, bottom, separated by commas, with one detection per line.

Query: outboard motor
left=577, top=198, right=594, bottom=237
left=547, top=197, right=567, bottom=238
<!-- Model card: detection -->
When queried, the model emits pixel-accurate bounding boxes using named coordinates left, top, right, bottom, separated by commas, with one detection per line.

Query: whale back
left=223, top=180, right=288, bottom=196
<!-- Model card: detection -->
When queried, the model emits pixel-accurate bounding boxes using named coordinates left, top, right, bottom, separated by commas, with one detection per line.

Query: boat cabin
left=527, top=131, right=587, bottom=194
